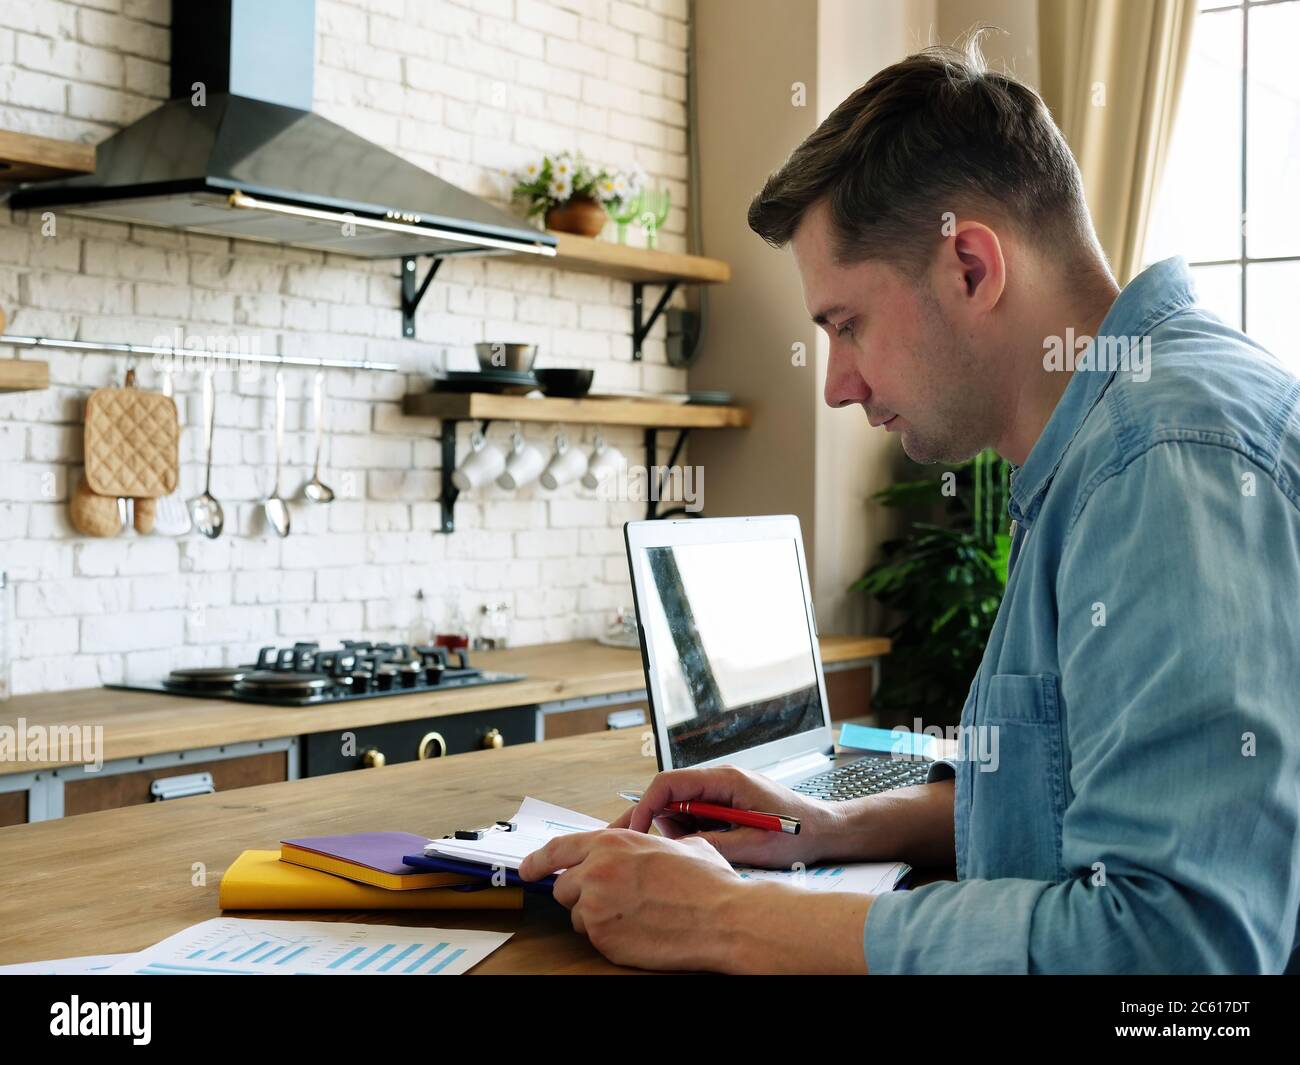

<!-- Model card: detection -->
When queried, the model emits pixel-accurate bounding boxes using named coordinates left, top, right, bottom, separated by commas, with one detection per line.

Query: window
left=1145, top=0, right=1300, bottom=371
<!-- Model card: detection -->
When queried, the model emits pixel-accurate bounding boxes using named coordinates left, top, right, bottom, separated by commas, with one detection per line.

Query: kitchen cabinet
left=543, top=698, right=650, bottom=740
left=824, top=663, right=878, bottom=721
left=0, top=738, right=299, bottom=826
left=62, top=750, right=288, bottom=817
left=0, top=789, right=25, bottom=828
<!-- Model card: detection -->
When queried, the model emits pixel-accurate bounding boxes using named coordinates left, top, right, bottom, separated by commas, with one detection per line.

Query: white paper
left=425, top=797, right=909, bottom=897
left=0, top=953, right=134, bottom=975
left=103, top=918, right=511, bottom=976
left=423, top=796, right=606, bottom=870
left=733, top=861, right=910, bottom=895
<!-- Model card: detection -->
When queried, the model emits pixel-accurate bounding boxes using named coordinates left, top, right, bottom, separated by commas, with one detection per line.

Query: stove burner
left=163, top=664, right=251, bottom=693
left=135, top=639, right=518, bottom=707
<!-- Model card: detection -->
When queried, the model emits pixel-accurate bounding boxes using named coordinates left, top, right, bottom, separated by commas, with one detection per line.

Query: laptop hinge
left=759, top=750, right=833, bottom=784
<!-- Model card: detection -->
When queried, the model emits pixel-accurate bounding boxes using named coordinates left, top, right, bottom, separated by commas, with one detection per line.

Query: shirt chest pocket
left=965, top=672, right=1069, bottom=883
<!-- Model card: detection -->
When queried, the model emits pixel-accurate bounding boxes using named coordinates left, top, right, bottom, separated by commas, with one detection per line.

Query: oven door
left=301, top=706, right=538, bottom=776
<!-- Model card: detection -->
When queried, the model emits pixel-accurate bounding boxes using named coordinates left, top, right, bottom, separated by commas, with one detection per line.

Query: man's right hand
left=608, top=766, right=850, bottom=870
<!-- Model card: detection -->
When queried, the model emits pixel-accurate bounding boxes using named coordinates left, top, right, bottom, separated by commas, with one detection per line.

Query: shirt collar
left=1008, top=256, right=1197, bottom=524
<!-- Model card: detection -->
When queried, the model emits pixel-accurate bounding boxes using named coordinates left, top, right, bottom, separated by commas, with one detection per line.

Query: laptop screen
left=637, top=536, right=825, bottom=767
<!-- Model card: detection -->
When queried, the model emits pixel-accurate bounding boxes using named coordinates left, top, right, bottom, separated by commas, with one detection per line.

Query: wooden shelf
left=504, top=230, right=731, bottom=285
left=0, top=130, right=95, bottom=183
left=0, top=359, right=49, bottom=393
left=403, top=391, right=751, bottom=429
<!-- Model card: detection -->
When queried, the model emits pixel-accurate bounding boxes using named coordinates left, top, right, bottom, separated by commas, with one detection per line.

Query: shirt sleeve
left=866, top=440, right=1300, bottom=973
left=925, top=760, right=955, bottom=783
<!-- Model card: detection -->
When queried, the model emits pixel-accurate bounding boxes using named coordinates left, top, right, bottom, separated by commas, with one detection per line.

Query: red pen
left=666, top=801, right=801, bottom=834
left=618, top=792, right=800, bottom=834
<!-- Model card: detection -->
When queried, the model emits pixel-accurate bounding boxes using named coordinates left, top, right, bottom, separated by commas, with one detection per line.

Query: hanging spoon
left=188, top=367, right=224, bottom=539
left=303, top=370, right=335, bottom=504
left=262, top=369, right=291, bottom=537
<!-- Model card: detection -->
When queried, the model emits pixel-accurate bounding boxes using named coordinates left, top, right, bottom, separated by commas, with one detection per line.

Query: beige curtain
left=1037, top=0, right=1197, bottom=283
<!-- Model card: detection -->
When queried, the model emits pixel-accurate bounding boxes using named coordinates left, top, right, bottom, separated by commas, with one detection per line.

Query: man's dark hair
left=747, top=35, right=1099, bottom=277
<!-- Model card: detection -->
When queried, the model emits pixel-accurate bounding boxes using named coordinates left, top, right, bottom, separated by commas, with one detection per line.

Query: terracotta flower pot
left=545, top=195, right=608, bottom=238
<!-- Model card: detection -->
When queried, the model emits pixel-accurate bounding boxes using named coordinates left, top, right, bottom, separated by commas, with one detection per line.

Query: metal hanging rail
left=0, top=335, right=401, bottom=373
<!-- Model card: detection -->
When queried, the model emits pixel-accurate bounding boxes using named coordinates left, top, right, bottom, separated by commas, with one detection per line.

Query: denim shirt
left=864, top=257, right=1300, bottom=973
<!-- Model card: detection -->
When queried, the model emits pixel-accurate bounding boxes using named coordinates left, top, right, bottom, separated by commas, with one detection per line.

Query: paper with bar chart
left=734, top=861, right=909, bottom=895
left=104, top=918, right=511, bottom=976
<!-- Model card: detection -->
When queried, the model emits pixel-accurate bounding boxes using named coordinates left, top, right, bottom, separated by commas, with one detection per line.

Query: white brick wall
left=0, top=0, right=693, bottom=695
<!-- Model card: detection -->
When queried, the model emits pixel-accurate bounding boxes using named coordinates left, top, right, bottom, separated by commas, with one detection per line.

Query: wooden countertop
left=0, top=729, right=660, bottom=972
left=0, top=636, right=889, bottom=774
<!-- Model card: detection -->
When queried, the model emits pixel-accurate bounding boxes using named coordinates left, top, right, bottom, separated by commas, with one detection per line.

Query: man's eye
left=836, top=319, right=855, bottom=338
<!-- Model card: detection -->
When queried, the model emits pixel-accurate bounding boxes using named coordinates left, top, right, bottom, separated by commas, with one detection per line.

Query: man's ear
left=943, top=221, right=1006, bottom=314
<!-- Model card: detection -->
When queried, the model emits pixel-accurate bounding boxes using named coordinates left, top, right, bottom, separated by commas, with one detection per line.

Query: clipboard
left=401, top=852, right=557, bottom=895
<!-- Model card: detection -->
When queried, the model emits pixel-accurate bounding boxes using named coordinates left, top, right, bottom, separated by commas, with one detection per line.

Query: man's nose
left=824, top=347, right=870, bottom=409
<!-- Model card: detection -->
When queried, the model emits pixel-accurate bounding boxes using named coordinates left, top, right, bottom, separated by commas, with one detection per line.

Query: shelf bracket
left=643, top=427, right=691, bottom=520
left=631, top=280, right=679, bottom=361
left=401, top=256, right=443, bottom=338
left=438, top=418, right=492, bottom=533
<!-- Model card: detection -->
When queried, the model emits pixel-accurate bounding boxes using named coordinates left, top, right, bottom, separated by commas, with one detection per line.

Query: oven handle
left=417, top=731, right=447, bottom=760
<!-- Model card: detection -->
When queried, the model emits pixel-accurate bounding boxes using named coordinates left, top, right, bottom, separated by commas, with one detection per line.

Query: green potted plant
left=510, top=152, right=641, bottom=238
left=851, top=449, right=1013, bottom=726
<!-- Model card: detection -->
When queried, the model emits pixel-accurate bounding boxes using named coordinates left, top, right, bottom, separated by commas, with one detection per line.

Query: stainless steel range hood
left=10, top=0, right=555, bottom=263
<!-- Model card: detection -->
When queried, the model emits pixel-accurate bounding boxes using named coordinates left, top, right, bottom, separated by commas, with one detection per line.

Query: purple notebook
left=280, top=832, right=433, bottom=877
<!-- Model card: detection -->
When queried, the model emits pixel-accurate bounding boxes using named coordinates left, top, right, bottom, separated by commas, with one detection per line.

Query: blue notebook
left=402, top=853, right=557, bottom=895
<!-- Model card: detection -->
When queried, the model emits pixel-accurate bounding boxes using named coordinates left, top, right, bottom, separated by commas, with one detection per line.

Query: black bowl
left=535, top=368, right=594, bottom=398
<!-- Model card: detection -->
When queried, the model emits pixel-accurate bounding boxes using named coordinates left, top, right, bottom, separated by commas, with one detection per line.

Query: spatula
left=153, top=368, right=193, bottom=536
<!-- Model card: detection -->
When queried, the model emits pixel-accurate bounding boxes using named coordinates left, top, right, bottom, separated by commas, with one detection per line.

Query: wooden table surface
left=0, top=729, right=653, bottom=972
left=0, top=635, right=889, bottom=774
left=0, top=715, right=952, bottom=973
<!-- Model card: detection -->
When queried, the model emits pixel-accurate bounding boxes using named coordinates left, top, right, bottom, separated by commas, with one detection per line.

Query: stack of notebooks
left=219, top=832, right=523, bottom=912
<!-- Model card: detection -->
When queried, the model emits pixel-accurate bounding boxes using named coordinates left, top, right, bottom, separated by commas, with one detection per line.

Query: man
left=520, top=43, right=1300, bottom=974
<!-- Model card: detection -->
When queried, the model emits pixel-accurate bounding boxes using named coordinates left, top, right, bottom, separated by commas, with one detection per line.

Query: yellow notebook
left=219, top=851, right=524, bottom=911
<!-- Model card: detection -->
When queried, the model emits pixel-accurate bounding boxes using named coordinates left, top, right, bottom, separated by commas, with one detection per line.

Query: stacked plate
left=434, top=370, right=540, bottom=395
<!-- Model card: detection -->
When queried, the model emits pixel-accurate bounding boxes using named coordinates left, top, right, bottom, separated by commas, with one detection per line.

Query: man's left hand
left=518, top=828, right=744, bottom=971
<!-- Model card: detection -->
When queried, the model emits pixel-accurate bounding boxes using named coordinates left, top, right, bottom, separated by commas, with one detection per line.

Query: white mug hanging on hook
left=582, top=432, right=625, bottom=490
left=451, top=429, right=506, bottom=491
left=539, top=431, right=588, bottom=490
left=497, top=428, right=546, bottom=491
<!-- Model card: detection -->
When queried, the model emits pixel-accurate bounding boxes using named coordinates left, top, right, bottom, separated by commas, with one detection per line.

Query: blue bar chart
left=734, top=861, right=909, bottom=894
left=106, top=918, right=511, bottom=976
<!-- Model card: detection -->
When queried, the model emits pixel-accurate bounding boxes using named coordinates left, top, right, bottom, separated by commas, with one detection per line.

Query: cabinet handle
left=150, top=772, right=215, bottom=800
left=417, top=731, right=447, bottom=760
left=481, top=728, right=504, bottom=750
left=360, top=748, right=386, bottom=768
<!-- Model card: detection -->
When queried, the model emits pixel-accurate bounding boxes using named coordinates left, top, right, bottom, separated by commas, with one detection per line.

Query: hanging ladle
left=303, top=370, right=334, bottom=504
left=187, top=368, right=224, bottom=539
left=262, top=369, right=291, bottom=537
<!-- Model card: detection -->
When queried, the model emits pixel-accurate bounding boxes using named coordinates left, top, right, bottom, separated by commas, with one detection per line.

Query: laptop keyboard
left=792, top=758, right=932, bottom=801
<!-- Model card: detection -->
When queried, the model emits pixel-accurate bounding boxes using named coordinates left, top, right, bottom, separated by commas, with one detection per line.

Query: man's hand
left=613, top=765, right=958, bottom=870
left=608, top=765, right=851, bottom=869
left=519, top=825, right=874, bottom=973
left=518, top=828, right=744, bottom=970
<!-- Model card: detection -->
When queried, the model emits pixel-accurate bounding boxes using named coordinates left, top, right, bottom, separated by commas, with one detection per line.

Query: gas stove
left=108, top=640, right=524, bottom=707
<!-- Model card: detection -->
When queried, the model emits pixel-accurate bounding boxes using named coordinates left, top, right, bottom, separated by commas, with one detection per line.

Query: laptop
left=624, top=515, right=932, bottom=801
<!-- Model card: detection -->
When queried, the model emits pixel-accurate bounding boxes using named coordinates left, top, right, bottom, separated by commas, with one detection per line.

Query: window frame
left=1190, top=0, right=1300, bottom=335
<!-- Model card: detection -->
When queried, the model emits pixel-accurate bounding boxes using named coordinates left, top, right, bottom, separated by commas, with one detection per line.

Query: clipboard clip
left=452, top=820, right=517, bottom=841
